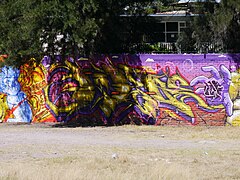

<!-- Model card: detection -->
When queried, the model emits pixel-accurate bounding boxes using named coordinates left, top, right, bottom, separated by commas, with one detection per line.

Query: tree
left=0, top=0, right=154, bottom=67
left=183, top=0, right=240, bottom=53
left=191, top=11, right=214, bottom=53
left=176, top=24, right=196, bottom=53
left=212, top=0, right=240, bottom=52
left=94, top=0, right=154, bottom=53
left=0, top=0, right=102, bottom=67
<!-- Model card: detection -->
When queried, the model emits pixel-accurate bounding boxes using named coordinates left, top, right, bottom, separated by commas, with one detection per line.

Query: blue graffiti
left=0, top=66, right=32, bottom=122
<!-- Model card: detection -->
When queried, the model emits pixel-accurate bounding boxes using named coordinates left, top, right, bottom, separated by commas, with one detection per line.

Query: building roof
left=178, top=0, right=220, bottom=3
left=155, top=10, right=189, bottom=16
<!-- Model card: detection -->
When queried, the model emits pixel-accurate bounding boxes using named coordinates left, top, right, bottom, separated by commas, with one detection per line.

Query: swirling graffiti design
left=44, top=59, right=98, bottom=123
left=42, top=56, right=231, bottom=126
left=19, top=58, right=56, bottom=122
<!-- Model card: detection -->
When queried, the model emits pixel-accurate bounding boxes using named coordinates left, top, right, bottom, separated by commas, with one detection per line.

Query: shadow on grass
left=51, top=115, right=143, bottom=128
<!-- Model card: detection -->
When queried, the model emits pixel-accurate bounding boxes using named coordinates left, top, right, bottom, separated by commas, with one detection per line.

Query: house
left=120, top=0, right=219, bottom=45
left=143, top=10, right=194, bottom=43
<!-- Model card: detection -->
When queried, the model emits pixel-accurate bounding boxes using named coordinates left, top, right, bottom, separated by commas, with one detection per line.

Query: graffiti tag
left=204, top=80, right=223, bottom=101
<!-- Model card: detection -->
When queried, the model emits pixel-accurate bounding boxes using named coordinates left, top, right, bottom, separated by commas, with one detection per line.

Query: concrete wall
left=1, top=54, right=240, bottom=126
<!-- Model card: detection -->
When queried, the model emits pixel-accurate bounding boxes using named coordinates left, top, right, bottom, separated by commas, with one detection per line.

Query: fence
left=129, top=42, right=225, bottom=54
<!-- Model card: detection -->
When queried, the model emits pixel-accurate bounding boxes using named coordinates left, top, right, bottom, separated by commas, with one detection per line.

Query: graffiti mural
left=18, top=58, right=56, bottom=122
left=1, top=54, right=240, bottom=126
left=227, top=65, right=240, bottom=126
left=0, top=66, right=32, bottom=122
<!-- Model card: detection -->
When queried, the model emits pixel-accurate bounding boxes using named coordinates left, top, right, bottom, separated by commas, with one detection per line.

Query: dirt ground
left=0, top=123, right=240, bottom=180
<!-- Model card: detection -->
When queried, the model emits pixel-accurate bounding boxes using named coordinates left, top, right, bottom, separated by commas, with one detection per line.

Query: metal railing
left=128, top=42, right=225, bottom=54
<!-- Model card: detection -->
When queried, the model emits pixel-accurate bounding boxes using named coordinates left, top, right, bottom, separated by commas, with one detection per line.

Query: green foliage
left=212, top=0, right=240, bottom=52
left=176, top=1, right=220, bottom=53
left=0, top=0, right=154, bottom=67
left=94, top=0, right=154, bottom=53
left=185, top=0, right=240, bottom=53
left=127, top=43, right=172, bottom=53
left=176, top=26, right=196, bottom=53
left=144, top=0, right=178, bottom=14
left=3, top=0, right=239, bottom=66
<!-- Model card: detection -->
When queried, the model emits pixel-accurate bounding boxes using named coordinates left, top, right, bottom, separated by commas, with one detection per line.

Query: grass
left=0, top=124, right=240, bottom=180
left=0, top=152, right=193, bottom=180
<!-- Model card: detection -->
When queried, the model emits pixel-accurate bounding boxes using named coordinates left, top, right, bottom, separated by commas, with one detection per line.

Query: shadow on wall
left=1, top=54, right=240, bottom=127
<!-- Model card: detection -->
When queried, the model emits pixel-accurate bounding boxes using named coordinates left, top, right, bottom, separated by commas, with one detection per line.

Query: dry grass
left=0, top=124, right=240, bottom=180
left=122, top=125, right=240, bottom=140
left=0, top=155, right=192, bottom=180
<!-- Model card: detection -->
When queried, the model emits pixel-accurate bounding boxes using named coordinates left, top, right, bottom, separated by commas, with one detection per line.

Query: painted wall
left=1, top=54, right=240, bottom=126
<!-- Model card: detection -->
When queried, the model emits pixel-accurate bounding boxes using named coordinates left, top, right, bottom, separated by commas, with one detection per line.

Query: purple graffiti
left=190, top=65, right=233, bottom=116
left=204, top=80, right=223, bottom=101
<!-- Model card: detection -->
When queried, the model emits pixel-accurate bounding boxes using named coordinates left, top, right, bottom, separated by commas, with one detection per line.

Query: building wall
left=0, top=54, right=240, bottom=126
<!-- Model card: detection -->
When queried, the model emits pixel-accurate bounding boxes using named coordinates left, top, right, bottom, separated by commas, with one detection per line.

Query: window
left=166, top=22, right=178, bottom=32
left=179, top=22, right=186, bottom=28
left=155, top=23, right=165, bottom=32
